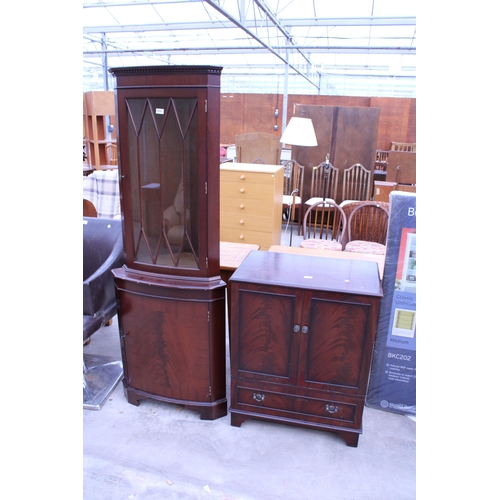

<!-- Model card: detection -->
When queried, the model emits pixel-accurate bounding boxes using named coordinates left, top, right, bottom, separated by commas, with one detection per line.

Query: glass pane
left=125, top=97, right=199, bottom=270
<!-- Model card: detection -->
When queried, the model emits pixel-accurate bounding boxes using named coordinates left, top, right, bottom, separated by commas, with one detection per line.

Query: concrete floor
left=83, top=223, right=416, bottom=500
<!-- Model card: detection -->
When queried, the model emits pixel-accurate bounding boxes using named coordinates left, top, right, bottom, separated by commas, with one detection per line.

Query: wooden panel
left=220, top=92, right=397, bottom=146
left=85, top=91, right=115, bottom=116
left=291, top=104, right=379, bottom=203
left=370, top=97, right=416, bottom=150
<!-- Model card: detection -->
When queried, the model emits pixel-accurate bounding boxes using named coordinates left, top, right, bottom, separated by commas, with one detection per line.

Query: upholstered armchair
left=83, top=217, right=125, bottom=410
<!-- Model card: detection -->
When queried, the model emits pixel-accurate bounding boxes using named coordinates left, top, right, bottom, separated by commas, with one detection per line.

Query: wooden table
left=220, top=241, right=260, bottom=322
left=268, top=245, right=385, bottom=279
left=220, top=241, right=260, bottom=274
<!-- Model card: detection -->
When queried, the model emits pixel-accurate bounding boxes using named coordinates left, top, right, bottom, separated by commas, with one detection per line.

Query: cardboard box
left=366, top=191, right=416, bottom=416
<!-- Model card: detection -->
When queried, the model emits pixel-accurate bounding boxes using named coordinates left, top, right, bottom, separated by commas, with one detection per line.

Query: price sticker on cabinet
left=156, top=108, right=164, bottom=115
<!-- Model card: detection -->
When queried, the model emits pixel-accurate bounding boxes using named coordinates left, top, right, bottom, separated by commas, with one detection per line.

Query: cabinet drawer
left=220, top=196, right=276, bottom=216
left=234, top=384, right=362, bottom=427
left=220, top=227, right=275, bottom=248
left=221, top=170, right=280, bottom=185
left=221, top=180, right=275, bottom=199
left=220, top=212, right=275, bottom=232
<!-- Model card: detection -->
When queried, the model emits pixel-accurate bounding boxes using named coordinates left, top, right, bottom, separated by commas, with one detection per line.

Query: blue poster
left=366, top=192, right=416, bottom=416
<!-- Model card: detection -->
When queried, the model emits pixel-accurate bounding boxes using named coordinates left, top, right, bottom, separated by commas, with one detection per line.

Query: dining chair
left=282, top=160, right=304, bottom=236
left=304, top=161, right=339, bottom=207
left=343, top=201, right=389, bottom=255
left=300, top=200, right=347, bottom=251
left=342, top=163, right=372, bottom=202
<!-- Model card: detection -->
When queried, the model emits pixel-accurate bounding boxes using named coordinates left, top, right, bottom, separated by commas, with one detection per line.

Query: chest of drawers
left=220, top=163, right=284, bottom=250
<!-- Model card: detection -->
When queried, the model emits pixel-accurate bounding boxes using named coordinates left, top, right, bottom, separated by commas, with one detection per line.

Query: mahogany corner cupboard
left=229, top=251, right=382, bottom=446
left=109, top=66, right=227, bottom=420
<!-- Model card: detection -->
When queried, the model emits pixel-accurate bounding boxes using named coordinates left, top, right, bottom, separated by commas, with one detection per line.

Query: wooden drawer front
left=220, top=196, right=275, bottom=216
left=221, top=180, right=275, bottom=199
left=220, top=227, right=275, bottom=248
left=221, top=170, right=278, bottom=185
left=234, top=385, right=361, bottom=427
left=220, top=212, right=275, bottom=232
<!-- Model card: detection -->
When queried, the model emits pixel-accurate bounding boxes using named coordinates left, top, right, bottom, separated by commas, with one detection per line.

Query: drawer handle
left=301, top=326, right=309, bottom=334
left=240, top=175, right=245, bottom=180
left=253, top=393, right=265, bottom=403
left=239, top=219, right=244, bottom=225
left=326, top=404, right=339, bottom=414
left=239, top=234, right=244, bottom=240
left=293, top=324, right=300, bottom=333
left=239, top=204, right=245, bottom=209
left=240, top=188, right=245, bottom=193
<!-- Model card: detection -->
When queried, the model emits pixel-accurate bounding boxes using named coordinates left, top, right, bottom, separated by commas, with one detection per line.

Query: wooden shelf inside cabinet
left=228, top=250, right=382, bottom=447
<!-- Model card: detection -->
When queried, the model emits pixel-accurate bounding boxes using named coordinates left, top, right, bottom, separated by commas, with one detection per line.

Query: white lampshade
left=280, top=117, right=318, bottom=147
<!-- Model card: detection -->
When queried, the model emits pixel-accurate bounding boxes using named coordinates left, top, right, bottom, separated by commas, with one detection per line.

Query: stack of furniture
left=83, top=91, right=116, bottom=171
left=373, top=150, right=416, bottom=202
left=220, top=162, right=284, bottom=251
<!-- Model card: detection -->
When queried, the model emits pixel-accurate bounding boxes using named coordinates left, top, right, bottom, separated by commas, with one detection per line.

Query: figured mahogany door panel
left=119, top=291, right=213, bottom=402
left=297, top=293, right=373, bottom=394
left=232, top=286, right=299, bottom=384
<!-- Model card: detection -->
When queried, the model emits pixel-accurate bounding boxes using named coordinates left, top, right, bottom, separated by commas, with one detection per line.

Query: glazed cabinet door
left=231, top=283, right=301, bottom=386
left=116, top=87, right=211, bottom=277
left=296, top=290, right=378, bottom=396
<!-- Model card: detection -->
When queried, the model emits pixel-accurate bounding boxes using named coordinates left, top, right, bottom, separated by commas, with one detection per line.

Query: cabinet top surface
left=230, top=250, right=382, bottom=297
left=220, top=163, right=283, bottom=174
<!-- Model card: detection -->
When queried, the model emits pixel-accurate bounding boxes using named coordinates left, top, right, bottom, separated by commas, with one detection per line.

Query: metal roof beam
left=83, top=46, right=416, bottom=56
left=203, top=0, right=319, bottom=90
left=83, top=17, right=416, bottom=34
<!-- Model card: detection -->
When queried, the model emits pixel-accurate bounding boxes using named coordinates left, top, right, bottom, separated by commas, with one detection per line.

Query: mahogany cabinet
left=229, top=251, right=382, bottom=446
left=109, top=65, right=227, bottom=419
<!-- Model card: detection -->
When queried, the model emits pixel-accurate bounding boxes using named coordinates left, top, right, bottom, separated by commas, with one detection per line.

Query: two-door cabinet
left=229, top=251, right=382, bottom=446
left=110, top=65, right=227, bottom=420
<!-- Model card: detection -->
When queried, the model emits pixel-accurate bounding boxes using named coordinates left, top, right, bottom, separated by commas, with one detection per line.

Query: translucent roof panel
left=83, top=0, right=416, bottom=97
